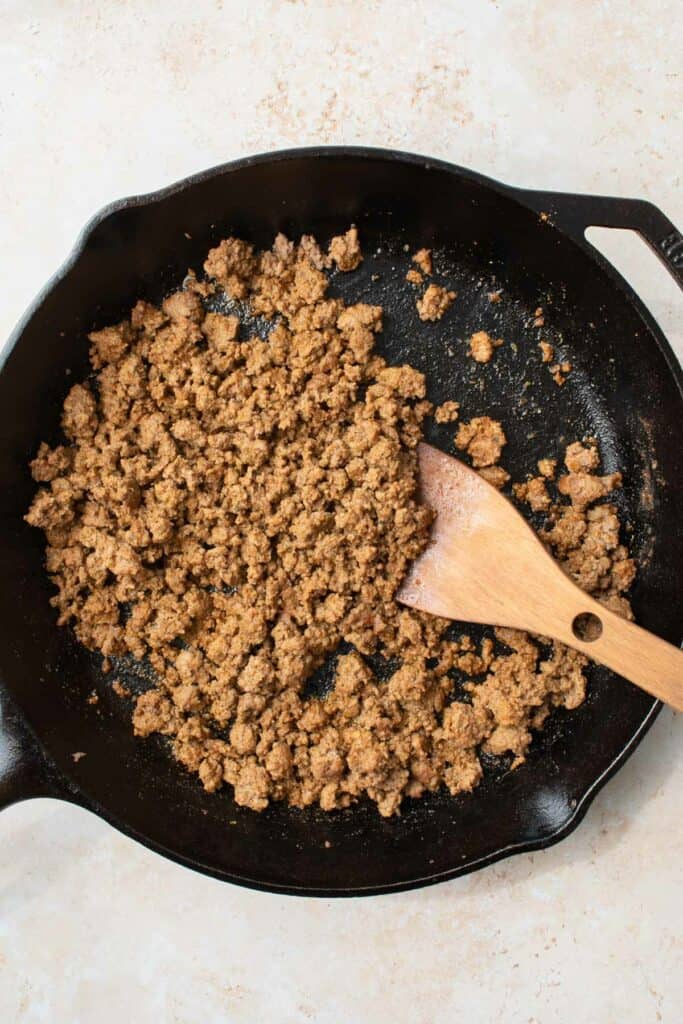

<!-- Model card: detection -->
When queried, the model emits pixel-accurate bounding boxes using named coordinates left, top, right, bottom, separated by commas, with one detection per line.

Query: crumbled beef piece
left=468, top=330, right=503, bottom=363
left=565, top=441, right=599, bottom=474
left=478, top=465, right=510, bottom=489
left=434, top=400, right=460, bottom=424
left=513, top=476, right=552, bottom=512
left=455, top=416, right=507, bottom=468
left=328, top=226, right=362, bottom=271
left=412, top=248, right=433, bottom=275
left=558, top=471, right=622, bottom=509
left=416, top=284, right=456, bottom=321
left=539, top=340, right=554, bottom=363
left=537, top=458, right=556, bottom=479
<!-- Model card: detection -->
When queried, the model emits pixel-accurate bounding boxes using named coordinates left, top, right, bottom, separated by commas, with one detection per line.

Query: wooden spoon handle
left=547, top=586, right=683, bottom=711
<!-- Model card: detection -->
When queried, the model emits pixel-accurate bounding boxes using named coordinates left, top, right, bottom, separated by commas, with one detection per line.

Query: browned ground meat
left=454, top=416, right=507, bottom=468
left=434, top=400, right=460, bottom=424
left=416, top=283, right=456, bottom=321
left=26, top=228, right=635, bottom=817
left=412, top=248, right=433, bottom=275
left=468, top=330, right=503, bottom=364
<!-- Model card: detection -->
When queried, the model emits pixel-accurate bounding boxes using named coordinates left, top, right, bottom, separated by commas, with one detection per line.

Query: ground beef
left=478, top=465, right=511, bottom=490
left=455, top=416, right=507, bottom=468
left=328, top=226, right=362, bottom=271
left=26, top=228, right=636, bottom=818
left=412, top=248, right=433, bottom=275
left=539, top=340, right=554, bottom=363
left=514, top=476, right=552, bottom=512
left=434, top=400, right=460, bottom=424
left=537, top=458, right=557, bottom=479
left=468, top=330, right=503, bottom=364
left=416, top=283, right=456, bottom=321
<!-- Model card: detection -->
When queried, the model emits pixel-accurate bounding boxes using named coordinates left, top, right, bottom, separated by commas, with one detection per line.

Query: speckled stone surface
left=1, top=2, right=681, bottom=1021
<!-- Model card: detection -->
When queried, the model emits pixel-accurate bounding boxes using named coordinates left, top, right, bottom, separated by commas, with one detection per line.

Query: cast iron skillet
left=0, top=148, right=681, bottom=896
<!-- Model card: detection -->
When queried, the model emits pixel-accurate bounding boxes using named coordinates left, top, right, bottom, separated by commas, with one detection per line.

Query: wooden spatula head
left=398, top=442, right=553, bottom=630
left=397, top=443, right=683, bottom=711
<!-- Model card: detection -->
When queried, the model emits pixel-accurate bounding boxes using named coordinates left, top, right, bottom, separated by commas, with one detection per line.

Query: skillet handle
left=0, top=686, right=72, bottom=810
left=519, top=191, right=683, bottom=290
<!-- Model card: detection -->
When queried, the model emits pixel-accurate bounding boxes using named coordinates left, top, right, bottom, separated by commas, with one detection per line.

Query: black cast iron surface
left=0, top=148, right=681, bottom=895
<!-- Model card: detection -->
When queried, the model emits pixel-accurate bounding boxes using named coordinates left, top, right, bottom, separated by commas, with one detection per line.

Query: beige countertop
left=1, top=2, right=681, bottom=1021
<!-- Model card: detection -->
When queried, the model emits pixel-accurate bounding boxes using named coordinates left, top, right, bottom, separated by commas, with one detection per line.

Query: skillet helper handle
left=0, top=686, right=68, bottom=810
left=519, top=190, right=683, bottom=289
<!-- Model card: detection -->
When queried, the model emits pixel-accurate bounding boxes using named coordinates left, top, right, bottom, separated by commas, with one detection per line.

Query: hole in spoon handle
left=572, top=612, right=603, bottom=642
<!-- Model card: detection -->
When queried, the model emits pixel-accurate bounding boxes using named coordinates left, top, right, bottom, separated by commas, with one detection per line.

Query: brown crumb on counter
left=26, top=227, right=637, bottom=819
left=539, top=340, right=554, bottom=364
left=488, top=289, right=502, bottom=304
left=72, top=752, right=87, bottom=763
left=434, top=400, right=460, bottom=424
left=412, top=248, right=433, bottom=275
left=406, top=268, right=423, bottom=286
left=533, top=307, right=545, bottom=328
left=416, top=284, right=456, bottom=322
left=455, top=416, right=507, bottom=467
left=87, top=691, right=99, bottom=705
left=537, top=458, right=556, bottom=479
left=468, top=330, right=503, bottom=364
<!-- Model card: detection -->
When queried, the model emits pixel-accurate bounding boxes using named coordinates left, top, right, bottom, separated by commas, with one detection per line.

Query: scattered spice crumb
left=406, top=268, right=423, bottom=286
left=112, top=679, right=131, bottom=699
left=537, top=458, right=557, bottom=479
left=87, top=691, right=99, bottom=705
left=72, top=752, right=87, bottom=763
left=488, top=290, right=502, bottom=304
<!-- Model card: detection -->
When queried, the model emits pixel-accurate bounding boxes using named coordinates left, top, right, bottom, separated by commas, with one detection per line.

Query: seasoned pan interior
left=0, top=153, right=680, bottom=894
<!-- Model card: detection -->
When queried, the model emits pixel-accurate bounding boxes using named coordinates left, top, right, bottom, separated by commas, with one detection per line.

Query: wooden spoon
left=397, top=443, right=683, bottom=711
